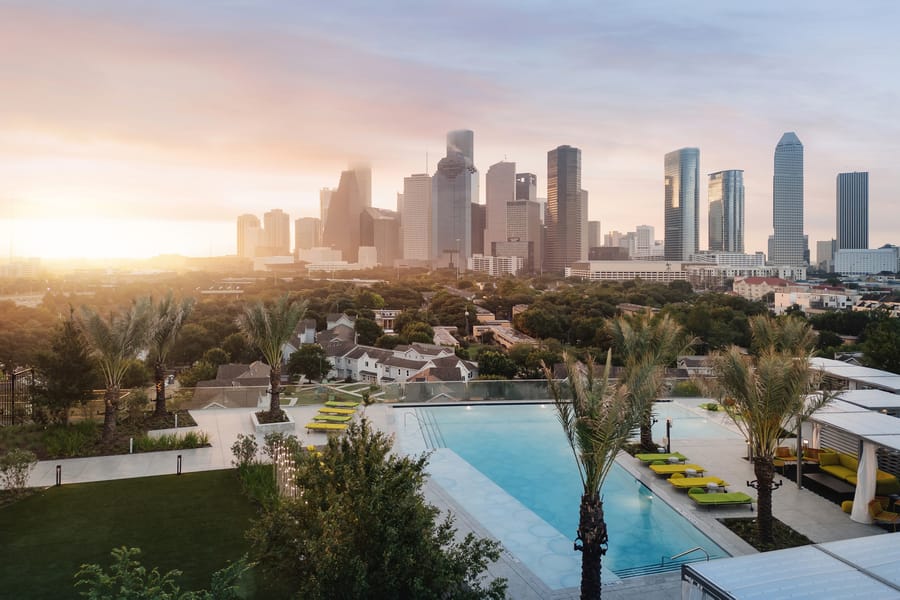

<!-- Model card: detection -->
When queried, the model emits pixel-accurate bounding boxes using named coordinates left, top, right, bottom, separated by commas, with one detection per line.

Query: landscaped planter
left=251, top=411, right=296, bottom=434
left=147, top=426, right=202, bottom=440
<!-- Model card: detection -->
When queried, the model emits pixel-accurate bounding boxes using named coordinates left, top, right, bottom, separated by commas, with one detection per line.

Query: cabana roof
left=809, top=409, right=900, bottom=453
left=811, top=357, right=900, bottom=393
left=836, top=389, right=900, bottom=412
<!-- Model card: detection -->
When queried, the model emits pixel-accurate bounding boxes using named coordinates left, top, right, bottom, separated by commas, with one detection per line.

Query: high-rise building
left=545, top=145, right=584, bottom=272
left=768, top=132, right=808, bottom=265
left=471, top=203, right=486, bottom=256
left=401, top=173, right=432, bottom=261
left=262, top=209, right=291, bottom=255
left=322, top=166, right=372, bottom=261
left=432, top=130, right=477, bottom=268
left=836, top=172, right=868, bottom=250
left=319, top=188, right=333, bottom=240
left=588, top=220, right=602, bottom=250
left=485, top=162, right=516, bottom=255
left=360, top=207, right=400, bottom=266
left=708, top=170, right=745, bottom=253
left=664, top=148, right=700, bottom=261
left=516, top=173, right=537, bottom=202
left=294, top=217, right=320, bottom=253
left=236, top=214, right=260, bottom=258
left=497, top=199, right=543, bottom=272
left=633, top=225, right=655, bottom=258
left=816, top=239, right=836, bottom=273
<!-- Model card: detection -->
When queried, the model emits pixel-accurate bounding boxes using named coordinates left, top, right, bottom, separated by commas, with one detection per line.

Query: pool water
left=650, top=402, right=743, bottom=441
left=399, top=404, right=729, bottom=589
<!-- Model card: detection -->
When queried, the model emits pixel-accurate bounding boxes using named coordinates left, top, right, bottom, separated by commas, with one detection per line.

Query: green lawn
left=0, top=469, right=257, bottom=599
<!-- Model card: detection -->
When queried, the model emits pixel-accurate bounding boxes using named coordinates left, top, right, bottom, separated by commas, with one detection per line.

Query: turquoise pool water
left=650, top=402, right=743, bottom=441
left=400, top=404, right=729, bottom=588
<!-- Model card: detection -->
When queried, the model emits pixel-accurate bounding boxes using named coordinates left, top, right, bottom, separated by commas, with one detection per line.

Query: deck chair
left=313, top=414, right=352, bottom=423
left=325, top=400, right=360, bottom=408
left=305, top=422, right=348, bottom=433
left=868, top=499, right=900, bottom=531
left=649, top=463, right=706, bottom=477
left=634, top=452, right=689, bottom=464
left=688, top=487, right=753, bottom=510
left=318, top=407, right=356, bottom=415
left=669, top=476, right=729, bottom=490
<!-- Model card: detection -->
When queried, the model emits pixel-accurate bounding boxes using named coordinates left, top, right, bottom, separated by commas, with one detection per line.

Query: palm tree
left=544, top=351, right=653, bottom=600
left=79, top=299, right=151, bottom=442
left=606, top=313, right=694, bottom=451
left=238, top=294, right=308, bottom=420
left=704, top=315, right=827, bottom=544
left=148, top=293, right=195, bottom=417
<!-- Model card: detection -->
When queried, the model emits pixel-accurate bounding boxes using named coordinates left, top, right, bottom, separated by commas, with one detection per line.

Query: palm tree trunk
left=153, top=361, right=167, bottom=416
left=753, top=456, right=775, bottom=544
left=102, top=385, right=119, bottom=442
left=269, top=365, right=283, bottom=419
left=578, top=492, right=607, bottom=600
left=640, top=405, right=654, bottom=451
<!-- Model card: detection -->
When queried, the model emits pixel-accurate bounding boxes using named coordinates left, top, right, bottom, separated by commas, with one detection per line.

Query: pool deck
left=22, top=400, right=889, bottom=600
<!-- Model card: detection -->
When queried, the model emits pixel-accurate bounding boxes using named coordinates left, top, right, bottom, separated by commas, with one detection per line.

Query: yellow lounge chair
left=313, top=414, right=352, bottom=422
left=649, top=463, right=706, bottom=477
left=318, top=407, right=356, bottom=415
left=325, top=400, right=360, bottom=408
left=305, top=422, right=348, bottom=433
left=669, top=476, right=729, bottom=490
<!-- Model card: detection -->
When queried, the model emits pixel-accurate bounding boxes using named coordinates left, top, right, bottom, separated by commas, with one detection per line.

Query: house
left=732, top=276, right=791, bottom=301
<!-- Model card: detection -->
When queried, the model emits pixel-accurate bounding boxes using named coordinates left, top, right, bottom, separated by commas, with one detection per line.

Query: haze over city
left=2, top=1, right=899, bottom=260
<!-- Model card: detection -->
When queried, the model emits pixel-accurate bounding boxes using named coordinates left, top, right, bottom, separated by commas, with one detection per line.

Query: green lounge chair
left=634, top=452, right=689, bottom=464
left=325, top=400, right=360, bottom=408
left=305, top=422, right=348, bottom=433
left=688, top=487, right=753, bottom=510
left=668, top=476, right=729, bottom=490
left=313, top=414, right=352, bottom=423
left=649, top=463, right=705, bottom=477
left=318, top=407, right=356, bottom=415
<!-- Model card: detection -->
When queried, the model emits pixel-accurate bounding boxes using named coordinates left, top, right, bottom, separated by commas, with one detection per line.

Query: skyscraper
left=836, top=172, right=868, bottom=250
left=485, top=161, right=516, bottom=255
left=401, top=173, right=432, bottom=261
left=515, top=173, right=537, bottom=202
left=360, top=207, right=400, bottom=266
left=294, top=217, right=320, bottom=253
left=262, top=209, right=291, bottom=255
left=768, top=132, right=807, bottom=265
left=432, top=130, right=477, bottom=268
left=236, top=214, right=260, bottom=258
left=708, top=170, right=745, bottom=253
left=664, top=148, right=700, bottom=261
left=545, top=145, right=584, bottom=273
left=322, top=166, right=372, bottom=261
left=588, top=220, right=602, bottom=250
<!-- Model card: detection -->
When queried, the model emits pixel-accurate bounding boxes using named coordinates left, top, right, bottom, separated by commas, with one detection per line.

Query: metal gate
left=0, top=368, right=34, bottom=426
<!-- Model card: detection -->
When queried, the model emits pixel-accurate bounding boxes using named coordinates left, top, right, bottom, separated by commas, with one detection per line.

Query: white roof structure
left=835, top=389, right=900, bottom=413
left=810, top=410, right=900, bottom=453
left=811, top=357, right=900, bottom=393
left=682, top=533, right=900, bottom=599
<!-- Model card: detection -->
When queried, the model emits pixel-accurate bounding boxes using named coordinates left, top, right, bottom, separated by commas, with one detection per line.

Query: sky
left=2, top=1, right=899, bottom=260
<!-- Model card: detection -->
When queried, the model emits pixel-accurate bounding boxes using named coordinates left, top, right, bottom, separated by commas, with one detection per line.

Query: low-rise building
left=732, top=276, right=792, bottom=301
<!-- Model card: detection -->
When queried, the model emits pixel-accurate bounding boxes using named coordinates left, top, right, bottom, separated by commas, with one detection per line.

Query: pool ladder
left=663, top=546, right=710, bottom=565
left=402, top=410, right=445, bottom=449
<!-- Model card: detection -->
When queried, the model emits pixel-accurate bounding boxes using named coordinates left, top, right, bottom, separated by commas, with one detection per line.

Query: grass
left=0, top=469, right=256, bottom=599
left=719, top=516, right=813, bottom=552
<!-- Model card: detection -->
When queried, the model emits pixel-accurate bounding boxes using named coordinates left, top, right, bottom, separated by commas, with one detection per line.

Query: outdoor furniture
left=318, top=407, right=356, bottom=415
left=305, top=422, right=348, bottom=433
left=634, top=452, right=689, bottom=464
left=649, top=463, right=706, bottom=477
left=867, top=499, right=900, bottom=531
left=313, top=414, right=352, bottom=423
left=688, top=487, right=753, bottom=510
left=325, top=400, right=360, bottom=408
left=669, top=476, right=729, bottom=490
left=818, top=449, right=900, bottom=495
left=773, top=446, right=799, bottom=472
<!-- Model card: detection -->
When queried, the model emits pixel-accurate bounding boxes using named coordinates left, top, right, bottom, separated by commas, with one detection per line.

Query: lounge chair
left=688, top=487, right=753, bottom=510
left=634, top=452, right=689, bottom=464
left=649, top=463, right=706, bottom=477
left=325, top=400, right=360, bottom=408
left=313, top=414, right=352, bottom=423
left=868, top=499, right=900, bottom=531
left=773, top=446, right=799, bottom=472
left=305, top=422, right=348, bottom=433
left=318, top=407, right=356, bottom=415
left=669, top=476, right=729, bottom=490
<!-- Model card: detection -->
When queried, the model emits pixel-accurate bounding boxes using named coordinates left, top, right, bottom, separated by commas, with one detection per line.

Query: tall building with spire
left=768, top=132, right=807, bottom=265
left=836, top=171, right=868, bottom=250
left=708, top=170, right=745, bottom=253
left=432, top=130, right=477, bottom=268
left=664, top=147, right=700, bottom=261
left=545, top=145, right=584, bottom=273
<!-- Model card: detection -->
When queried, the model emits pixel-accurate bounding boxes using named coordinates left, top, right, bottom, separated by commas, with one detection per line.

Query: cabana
left=835, top=389, right=900, bottom=417
left=810, top=357, right=900, bottom=394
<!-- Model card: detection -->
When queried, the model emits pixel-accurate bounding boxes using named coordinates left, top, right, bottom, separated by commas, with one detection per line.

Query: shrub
left=669, top=380, right=702, bottom=397
left=230, top=434, right=258, bottom=468
left=698, top=402, right=720, bottom=412
left=44, top=421, right=99, bottom=458
left=262, top=432, right=300, bottom=462
left=237, top=463, right=276, bottom=507
left=133, top=431, right=211, bottom=453
left=1, top=448, right=38, bottom=493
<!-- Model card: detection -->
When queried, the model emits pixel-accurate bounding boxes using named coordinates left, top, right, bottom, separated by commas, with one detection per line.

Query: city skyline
left=2, top=2, right=900, bottom=260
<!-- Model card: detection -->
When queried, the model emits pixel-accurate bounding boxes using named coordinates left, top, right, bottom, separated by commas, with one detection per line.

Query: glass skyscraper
left=708, top=170, right=745, bottom=253
left=432, top=130, right=477, bottom=268
left=768, top=132, right=808, bottom=265
left=545, top=145, right=583, bottom=273
left=836, top=171, right=868, bottom=250
left=664, top=147, right=700, bottom=261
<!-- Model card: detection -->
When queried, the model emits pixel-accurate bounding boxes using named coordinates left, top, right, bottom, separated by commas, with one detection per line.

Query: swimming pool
left=396, top=404, right=729, bottom=590
left=650, top=401, right=743, bottom=441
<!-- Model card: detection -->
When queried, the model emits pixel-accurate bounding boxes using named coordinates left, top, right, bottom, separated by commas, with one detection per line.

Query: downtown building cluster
left=236, top=129, right=893, bottom=279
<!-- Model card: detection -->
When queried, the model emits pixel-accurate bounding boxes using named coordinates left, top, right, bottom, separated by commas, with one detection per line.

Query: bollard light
left=55, top=464, right=61, bottom=486
left=177, top=454, right=182, bottom=475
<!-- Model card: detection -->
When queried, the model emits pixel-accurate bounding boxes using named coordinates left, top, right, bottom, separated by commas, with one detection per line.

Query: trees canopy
left=247, top=420, right=506, bottom=599
left=286, top=344, right=329, bottom=383
left=147, top=293, right=195, bottom=416
left=862, top=317, right=900, bottom=374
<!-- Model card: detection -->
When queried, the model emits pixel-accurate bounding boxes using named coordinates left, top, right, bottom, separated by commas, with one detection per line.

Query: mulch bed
left=719, top=516, right=813, bottom=552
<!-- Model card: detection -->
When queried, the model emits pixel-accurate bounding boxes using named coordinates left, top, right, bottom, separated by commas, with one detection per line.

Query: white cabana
left=836, top=389, right=900, bottom=416
left=810, top=357, right=900, bottom=393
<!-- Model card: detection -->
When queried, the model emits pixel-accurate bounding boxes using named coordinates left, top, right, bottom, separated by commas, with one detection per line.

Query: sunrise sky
left=2, top=1, right=899, bottom=260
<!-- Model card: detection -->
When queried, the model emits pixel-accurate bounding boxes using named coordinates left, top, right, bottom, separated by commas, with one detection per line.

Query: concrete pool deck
left=22, top=400, right=889, bottom=599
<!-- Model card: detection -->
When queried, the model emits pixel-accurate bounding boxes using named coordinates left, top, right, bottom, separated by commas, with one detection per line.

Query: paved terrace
left=23, top=400, right=888, bottom=600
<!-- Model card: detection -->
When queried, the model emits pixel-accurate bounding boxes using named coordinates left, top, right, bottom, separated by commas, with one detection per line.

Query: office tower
left=664, top=148, right=700, bottom=261
left=360, top=207, right=400, bottom=266
left=236, top=214, right=260, bottom=258
left=836, top=172, right=868, bottom=250
left=294, top=217, right=320, bottom=252
left=471, top=203, right=485, bottom=256
left=516, top=173, right=537, bottom=202
left=319, top=188, right=333, bottom=240
left=708, top=170, right=745, bottom=253
left=588, top=221, right=602, bottom=250
left=485, top=162, right=516, bottom=255
left=499, top=199, right=543, bottom=271
left=402, top=173, right=432, bottom=261
left=322, top=166, right=372, bottom=261
left=432, top=130, right=477, bottom=268
left=262, top=209, right=291, bottom=255
left=768, top=132, right=807, bottom=265
left=545, top=145, right=584, bottom=272
left=605, top=230, right=626, bottom=248
left=634, top=225, right=654, bottom=258
left=816, top=239, right=836, bottom=273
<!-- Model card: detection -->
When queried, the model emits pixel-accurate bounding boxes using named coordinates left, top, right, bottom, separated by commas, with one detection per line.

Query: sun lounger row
left=306, top=401, right=360, bottom=433
left=688, top=487, right=753, bottom=510
left=636, top=451, right=753, bottom=510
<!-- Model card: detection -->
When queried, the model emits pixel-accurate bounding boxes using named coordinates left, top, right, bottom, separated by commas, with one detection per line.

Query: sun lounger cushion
left=649, top=463, right=706, bottom=476
left=318, top=407, right=356, bottom=415
left=325, top=400, right=360, bottom=408
left=305, top=422, right=348, bottom=432
left=669, top=476, right=729, bottom=489
left=688, top=488, right=753, bottom=508
left=313, top=414, right=352, bottom=422
left=634, top=452, right=689, bottom=464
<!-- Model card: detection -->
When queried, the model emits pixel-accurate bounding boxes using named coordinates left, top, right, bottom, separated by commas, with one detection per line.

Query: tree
left=703, top=315, right=828, bottom=545
left=148, top=293, right=195, bottom=416
left=286, top=344, right=329, bottom=382
left=476, top=349, right=518, bottom=379
left=237, top=294, right=307, bottom=420
left=247, top=420, right=506, bottom=599
left=606, top=313, right=694, bottom=451
left=34, top=307, right=99, bottom=425
left=79, top=299, right=151, bottom=442
left=862, top=317, right=900, bottom=374
left=545, top=352, right=650, bottom=599
left=354, top=317, right=383, bottom=346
